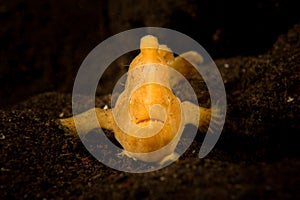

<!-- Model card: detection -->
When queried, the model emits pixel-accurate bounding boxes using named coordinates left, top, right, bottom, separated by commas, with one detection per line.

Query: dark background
left=1, top=1, right=300, bottom=199
left=1, top=0, right=300, bottom=107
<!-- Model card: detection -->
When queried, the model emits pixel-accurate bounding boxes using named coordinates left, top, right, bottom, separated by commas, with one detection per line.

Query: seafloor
left=1, top=1, right=300, bottom=199
left=1, top=23, right=300, bottom=199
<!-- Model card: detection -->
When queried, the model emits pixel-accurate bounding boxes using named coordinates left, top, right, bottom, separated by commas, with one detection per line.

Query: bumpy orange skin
left=113, top=37, right=182, bottom=154
left=115, top=84, right=181, bottom=153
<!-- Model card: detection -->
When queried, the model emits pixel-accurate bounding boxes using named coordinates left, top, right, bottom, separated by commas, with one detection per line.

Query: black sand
left=1, top=1, right=300, bottom=199
left=1, top=23, right=300, bottom=199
